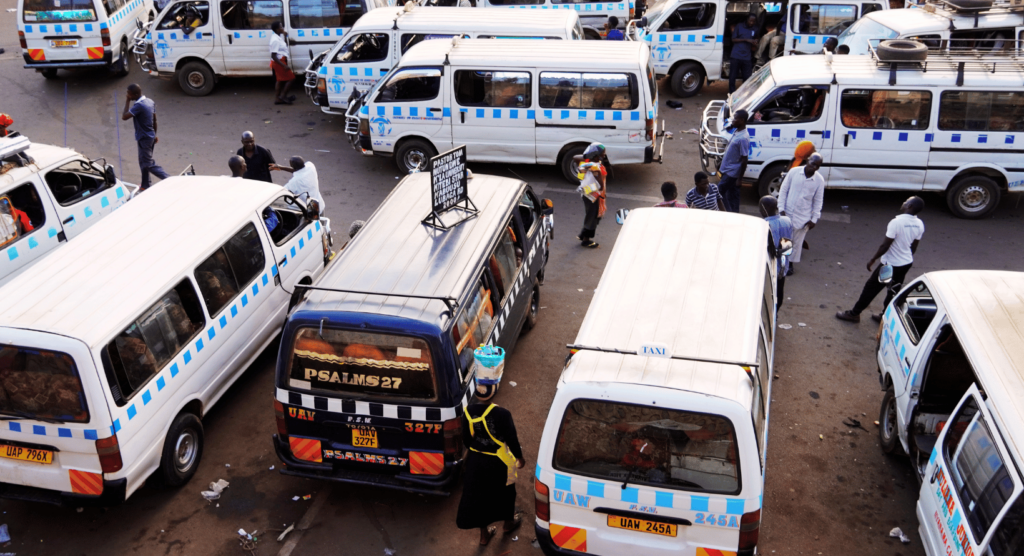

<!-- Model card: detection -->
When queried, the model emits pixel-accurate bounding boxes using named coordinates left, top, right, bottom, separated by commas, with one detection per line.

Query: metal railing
left=866, top=40, right=1024, bottom=85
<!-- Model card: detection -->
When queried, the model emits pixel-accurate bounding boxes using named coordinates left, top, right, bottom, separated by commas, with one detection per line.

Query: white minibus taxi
left=305, top=6, right=584, bottom=112
left=699, top=43, right=1024, bottom=218
left=346, top=38, right=661, bottom=180
left=1, top=135, right=138, bottom=288
left=534, top=208, right=778, bottom=556
left=872, top=271, right=1024, bottom=555
left=17, top=0, right=149, bottom=78
left=474, top=0, right=633, bottom=40
left=0, top=176, right=327, bottom=505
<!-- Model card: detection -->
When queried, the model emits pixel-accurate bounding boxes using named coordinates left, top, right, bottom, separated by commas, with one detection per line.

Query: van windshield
left=730, top=64, right=774, bottom=115
left=288, top=328, right=437, bottom=401
left=0, top=345, right=89, bottom=423
left=643, top=0, right=675, bottom=29
left=23, top=0, right=97, bottom=22
left=836, top=16, right=899, bottom=55
left=553, top=399, right=740, bottom=494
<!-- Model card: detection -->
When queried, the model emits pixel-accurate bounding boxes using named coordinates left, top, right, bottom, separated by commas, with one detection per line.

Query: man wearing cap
left=777, top=152, right=825, bottom=275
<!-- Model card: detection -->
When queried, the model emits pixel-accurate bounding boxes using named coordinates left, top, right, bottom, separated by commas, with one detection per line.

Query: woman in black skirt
left=456, top=403, right=525, bottom=545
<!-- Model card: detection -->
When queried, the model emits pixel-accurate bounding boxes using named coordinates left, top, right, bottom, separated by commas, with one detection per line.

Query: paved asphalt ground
left=4, top=6, right=1024, bottom=554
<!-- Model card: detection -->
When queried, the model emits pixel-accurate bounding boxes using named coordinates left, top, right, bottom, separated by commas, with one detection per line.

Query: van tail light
left=645, top=117, right=655, bottom=142
left=274, top=399, right=289, bottom=439
left=442, top=417, right=463, bottom=460
left=317, top=78, right=327, bottom=94
left=101, top=27, right=111, bottom=47
left=95, top=434, right=123, bottom=473
left=19, top=31, right=27, bottom=49
left=535, top=479, right=550, bottom=522
left=739, top=509, right=761, bottom=551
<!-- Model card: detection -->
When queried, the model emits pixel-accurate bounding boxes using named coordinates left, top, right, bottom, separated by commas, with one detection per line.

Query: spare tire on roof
left=946, top=0, right=994, bottom=9
left=877, top=39, right=929, bottom=61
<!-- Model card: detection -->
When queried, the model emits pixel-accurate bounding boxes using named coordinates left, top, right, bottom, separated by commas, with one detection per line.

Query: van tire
left=523, top=286, right=540, bottom=332
left=879, top=386, right=904, bottom=456
left=584, top=28, right=602, bottom=40
left=877, top=40, right=928, bottom=62
left=946, top=175, right=1000, bottom=219
left=560, top=144, right=588, bottom=184
left=947, top=0, right=992, bottom=7
left=394, top=138, right=436, bottom=174
left=41, top=68, right=59, bottom=79
left=757, top=161, right=789, bottom=198
left=160, top=412, right=204, bottom=486
left=178, top=61, right=215, bottom=96
left=670, top=62, right=704, bottom=98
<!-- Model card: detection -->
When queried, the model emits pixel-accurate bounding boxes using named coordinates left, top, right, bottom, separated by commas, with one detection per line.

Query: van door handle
left=227, top=34, right=232, bottom=44
left=62, top=216, right=74, bottom=224
left=930, top=464, right=940, bottom=484
left=279, top=256, right=287, bottom=267
left=843, top=133, right=850, bottom=147
left=460, top=111, right=465, bottom=124
left=427, top=107, right=442, bottom=114
left=809, top=130, right=823, bottom=135
left=905, top=357, right=912, bottom=369
left=703, top=35, right=714, bottom=40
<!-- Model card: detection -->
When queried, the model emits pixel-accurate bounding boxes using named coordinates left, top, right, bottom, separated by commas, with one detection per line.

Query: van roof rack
left=0, top=134, right=33, bottom=169
left=295, top=284, right=459, bottom=313
left=923, top=0, right=1024, bottom=15
left=867, top=41, right=1024, bottom=86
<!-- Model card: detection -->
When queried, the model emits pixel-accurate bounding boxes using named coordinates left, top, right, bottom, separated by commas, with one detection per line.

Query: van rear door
left=20, top=0, right=104, bottom=65
left=917, top=385, right=1022, bottom=556
left=0, top=330, right=115, bottom=501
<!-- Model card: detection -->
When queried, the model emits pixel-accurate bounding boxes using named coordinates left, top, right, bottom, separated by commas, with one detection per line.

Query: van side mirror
left=640, top=16, right=648, bottom=28
left=104, top=164, right=117, bottom=185
left=305, top=199, right=321, bottom=221
left=541, top=198, right=554, bottom=216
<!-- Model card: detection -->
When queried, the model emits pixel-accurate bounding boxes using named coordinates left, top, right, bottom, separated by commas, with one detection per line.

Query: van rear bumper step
left=273, top=434, right=460, bottom=496
left=0, top=478, right=126, bottom=507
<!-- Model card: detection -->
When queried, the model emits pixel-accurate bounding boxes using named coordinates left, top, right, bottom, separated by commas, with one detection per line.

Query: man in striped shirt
left=685, top=172, right=726, bottom=211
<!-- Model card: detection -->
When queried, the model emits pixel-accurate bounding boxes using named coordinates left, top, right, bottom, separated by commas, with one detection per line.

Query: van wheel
left=758, top=161, right=788, bottom=198
left=560, top=144, right=587, bottom=184
left=670, top=62, right=704, bottom=98
left=160, top=412, right=204, bottom=486
left=584, top=29, right=602, bottom=40
left=112, top=40, right=131, bottom=77
left=523, top=287, right=540, bottom=332
left=178, top=61, right=215, bottom=96
left=946, top=175, right=1000, bottom=219
left=879, top=386, right=904, bottom=456
left=41, top=68, right=59, bottom=79
left=394, top=138, right=435, bottom=174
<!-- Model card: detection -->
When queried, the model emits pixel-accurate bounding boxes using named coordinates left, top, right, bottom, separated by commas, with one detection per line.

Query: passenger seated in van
left=6, top=202, right=34, bottom=234
left=116, top=336, right=159, bottom=384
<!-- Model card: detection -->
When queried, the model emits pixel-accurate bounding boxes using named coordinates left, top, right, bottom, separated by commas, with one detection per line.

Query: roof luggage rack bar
left=923, top=0, right=1024, bottom=14
left=867, top=41, right=1024, bottom=86
left=294, top=284, right=459, bottom=312
left=566, top=343, right=759, bottom=385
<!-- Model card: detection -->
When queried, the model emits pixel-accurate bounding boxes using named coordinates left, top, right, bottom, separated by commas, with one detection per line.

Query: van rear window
left=0, top=346, right=88, bottom=423
left=288, top=328, right=436, bottom=400
left=553, top=399, right=739, bottom=494
left=22, top=0, right=97, bottom=22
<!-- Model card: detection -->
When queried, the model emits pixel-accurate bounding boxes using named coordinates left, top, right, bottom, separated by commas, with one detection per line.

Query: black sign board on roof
left=422, top=145, right=478, bottom=230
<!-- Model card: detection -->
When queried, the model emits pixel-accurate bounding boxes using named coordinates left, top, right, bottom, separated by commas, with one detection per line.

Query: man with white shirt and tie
left=777, top=152, right=825, bottom=275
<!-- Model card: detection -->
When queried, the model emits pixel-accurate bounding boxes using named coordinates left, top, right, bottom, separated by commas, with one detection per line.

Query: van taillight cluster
left=96, top=435, right=123, bottom=473
left=18, top=31, right=27, bottom=49
left=738, top=509, right=760, bottom=551
left=534, top=479, right=550, bottom=522
left=645, top=117, right=654, bottom=142
left=274, top=399, right=288, bottom=439
left=442, top=417, right=462, bottom=459
left=101, top=28, right=111, bottom=47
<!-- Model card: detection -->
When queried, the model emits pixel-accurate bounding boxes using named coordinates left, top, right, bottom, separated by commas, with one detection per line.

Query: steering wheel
left=66, top=171, right=83, bottom=191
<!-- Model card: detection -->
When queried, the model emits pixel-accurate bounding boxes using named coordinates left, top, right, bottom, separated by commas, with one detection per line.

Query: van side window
left=518, top=190, right=539, bottom=234
left=487, top=0, right=542, bottom=4
left=22, top=0, right=98, bottom=23
left=939, top=91, right=1024, bottom=132
left=455, top=71, right=532, bottom=108
left=487, top=223, right=521, bottom=301
left=0, top=185, right=46, bottom=248
left=942, top=397, right=1014, bottom=544
left=195, top=223, right=266, bottom=315
left=950, top=28, right=1013, bottom=51
left=659, top=3, right=716, bottom=31
left=220, top=0, right=283, bottom=30
left=44, top=159, right=110, bottom=206
left=840, top=89, right=931, bottom=130
left=158, top=1, right=210, bottom=30
left=452, top=280, right=495, bottom=379
left=105, top=280, right=205, bottom=404
left=893, top=281, right=936, bottom=345
left=990, top=495, right=1024, bottom=556
left=752, top=86, right=827, bottom=124
left=862, top=2, right=883, bottom=14
left=752, top=331, right=769, bottom=456
left=400, top=33, right=454, bottom=54
left=375, top=68, right=442, bottom=103
left=288, top=0, right=360, bottom=29
left=539, top=72, right=638, bottom=110
left=102, top=0, right=127, bottom=17
left=761, top=265, right=773, bottom=343
left=791, top=4, right=857, bottom=35
left=333, top=33, right=389, bottom=63
left=263, top=196, right=306, bottom=245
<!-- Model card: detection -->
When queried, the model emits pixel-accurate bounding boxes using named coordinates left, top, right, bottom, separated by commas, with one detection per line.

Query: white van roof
left=927, top=271, right=1024, bottom=458
left=0, top=176, right=285, bottom=349
left=1, top=142, right=84, bottom=191
left=561, top=208, right=769, bottom=408
left=352, top=6, right=578, bottom=35
left=767, top=53, right=1024, bottom=87
left=400, top=37, right=651, bottom=70
left=863, top=6, right=1023, bottom=35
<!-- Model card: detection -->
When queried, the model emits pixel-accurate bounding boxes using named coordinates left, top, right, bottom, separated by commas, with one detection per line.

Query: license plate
left=352, top=427, right=377, bottom=448
left=1, top=444, right=53, bottom=465
left=50, top=39, right=79, bottom=48
left=606, top=515, right=677, bottom=537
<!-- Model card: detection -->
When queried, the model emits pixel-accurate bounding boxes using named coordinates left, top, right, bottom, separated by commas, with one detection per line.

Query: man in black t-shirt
left=236, top=131, right=276, bottom=183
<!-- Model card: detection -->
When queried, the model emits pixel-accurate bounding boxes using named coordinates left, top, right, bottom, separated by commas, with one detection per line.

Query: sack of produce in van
left=472, top=345, right=505, bottom=385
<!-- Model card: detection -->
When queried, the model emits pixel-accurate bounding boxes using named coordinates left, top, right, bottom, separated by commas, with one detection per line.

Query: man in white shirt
left=777, top=153, right=825, bottom=275
left=270, top=157, right=325, bottom=215
left=836, top=196, right=925, bottom=323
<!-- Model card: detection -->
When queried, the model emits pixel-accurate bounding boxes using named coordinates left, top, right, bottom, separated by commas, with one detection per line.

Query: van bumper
left=535, top=523, right=753, bottom=556
left=0, top=477, right=126, bottom=507
left=23, top=52, right=112, bottom=68
left=273, top=434, right=460, bottom=496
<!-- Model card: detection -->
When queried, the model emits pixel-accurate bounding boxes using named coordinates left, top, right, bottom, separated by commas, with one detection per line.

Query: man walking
left=836, top=197, right=925, bottom=323
left=653, top=181, right=687, bottom=208
left=777, top=152, right=824, bottom=275
left=237, top=131, right=276, bottom=182
left=730, top=14, right=758, bottom=93
left=271, top=156, right=324, bottom=214
left=717, top=109, right=749, bottom=213
left=685, top=172, right=725, bottom=210
left=270, top=22, right=297, bottom=105
left=121, top=84, right=169, bottom=191
left=760, top=196, right=792, bottom=310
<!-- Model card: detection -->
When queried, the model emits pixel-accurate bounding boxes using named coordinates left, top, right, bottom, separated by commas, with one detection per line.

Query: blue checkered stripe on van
left=507, top=2, right=633, bottom=10
left=295, top=28, right=346, bottom=38
left=655, top=33, right=723, bottom=43
left=3, top=221, right=322, bottom=440
left=537, top=465, right=759, bottom=516
left=155, top=30, right=214, bottom=41
left=24, top=23, right=98, bottom=34
left=104, top=0, right=144, bottom=28
left=4, top=185, right=127, bottom=266
left=374, top=105, right=653, bottom=122
left=277, top=388, right=469, bottom=422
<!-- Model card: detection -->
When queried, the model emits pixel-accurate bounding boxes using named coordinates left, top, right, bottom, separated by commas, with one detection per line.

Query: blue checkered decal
left=507, top=1, right=633, bottom=10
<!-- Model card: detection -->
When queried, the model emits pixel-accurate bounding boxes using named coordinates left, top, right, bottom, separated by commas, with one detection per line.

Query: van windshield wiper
left=0, top=410, right=63, bottom=424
